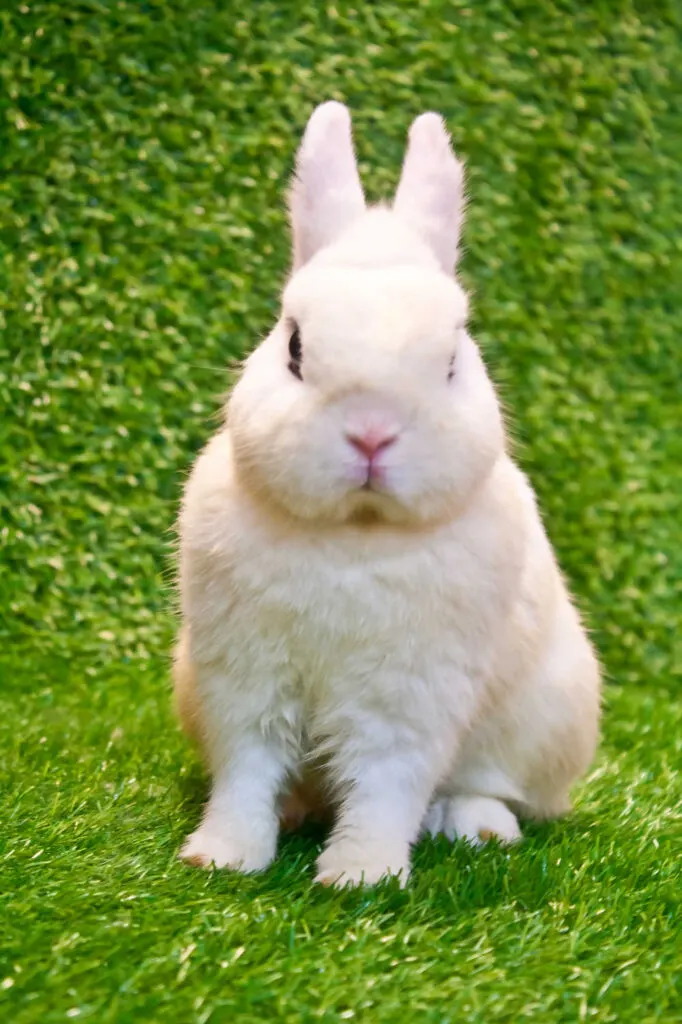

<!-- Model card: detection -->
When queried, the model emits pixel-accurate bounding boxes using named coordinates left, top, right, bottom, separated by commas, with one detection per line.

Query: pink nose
left=346, top=428, right=398, bottom=460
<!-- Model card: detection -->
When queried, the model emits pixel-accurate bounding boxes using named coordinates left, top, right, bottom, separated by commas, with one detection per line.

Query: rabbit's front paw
left=315, top=839, right=410, bottom=888
left=179, top=823, right=275, bottom=873
left=425, top=795, right=521, bottom=847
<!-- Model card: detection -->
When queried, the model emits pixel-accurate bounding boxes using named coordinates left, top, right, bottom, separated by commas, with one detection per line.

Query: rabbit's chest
left=231, top=528, right=506, bottom=682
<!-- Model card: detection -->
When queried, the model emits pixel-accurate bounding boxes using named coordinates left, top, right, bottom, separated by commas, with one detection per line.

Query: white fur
left=288, top=101, right=366, bottom=270
left=394, top=112, right=465, bottom=273
left=422, top=796, right=522, bottom=847
left=174, top=104, right=601, bottom=887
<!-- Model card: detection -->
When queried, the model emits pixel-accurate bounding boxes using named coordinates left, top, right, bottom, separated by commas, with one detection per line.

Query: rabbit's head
left=228, top=103, right=505, bottom=527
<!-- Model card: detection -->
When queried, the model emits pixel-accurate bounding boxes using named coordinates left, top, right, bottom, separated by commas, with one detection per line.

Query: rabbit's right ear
left=289, top=102, right=366, bottom=269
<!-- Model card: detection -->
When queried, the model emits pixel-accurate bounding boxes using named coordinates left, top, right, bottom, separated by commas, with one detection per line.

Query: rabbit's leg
left=423, top=794, right=521, bottom=846
left=178, top=656, right=298, bottom=873
left=315, top=745, right=438, bottom=887
left=424, top=610, right=599, bottom=845
left=180, top=732, right=291, bottom=872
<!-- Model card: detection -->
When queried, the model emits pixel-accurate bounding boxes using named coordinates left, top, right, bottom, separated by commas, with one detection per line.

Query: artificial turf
left=1, top=1, right=681, bottom=1021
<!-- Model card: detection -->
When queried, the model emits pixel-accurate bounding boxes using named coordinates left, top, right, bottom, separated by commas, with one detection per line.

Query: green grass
left=1, top=1, right=681, bottom=1020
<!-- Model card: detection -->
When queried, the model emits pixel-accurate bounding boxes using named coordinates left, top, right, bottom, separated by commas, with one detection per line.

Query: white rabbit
left=173, top=102, right=600, bottom=887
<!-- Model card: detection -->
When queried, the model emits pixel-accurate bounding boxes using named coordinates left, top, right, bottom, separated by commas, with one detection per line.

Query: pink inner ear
left=289, top=102, right=366, bottom=269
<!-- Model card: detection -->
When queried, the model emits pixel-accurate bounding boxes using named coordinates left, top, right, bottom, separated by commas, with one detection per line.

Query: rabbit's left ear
left=289, top=102, right=366, bottom=269
left=393, top=113, right=465, bottom=274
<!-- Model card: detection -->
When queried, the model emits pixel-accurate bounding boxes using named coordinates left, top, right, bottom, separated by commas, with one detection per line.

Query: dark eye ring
left=447, top=353, right=456, bottom=382
left=288, top=326, right=302, bottom=380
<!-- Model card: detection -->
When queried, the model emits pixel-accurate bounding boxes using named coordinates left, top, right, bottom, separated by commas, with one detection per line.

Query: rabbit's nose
left=346, top=428, right=398, bottom=460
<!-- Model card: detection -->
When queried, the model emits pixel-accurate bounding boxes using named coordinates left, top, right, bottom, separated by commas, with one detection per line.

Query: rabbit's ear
left=289, top=102, right=366, bottom=269
left=393, top=113, right=465, bottom=274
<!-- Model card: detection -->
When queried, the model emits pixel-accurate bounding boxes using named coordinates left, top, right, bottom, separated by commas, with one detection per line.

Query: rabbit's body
left=174, top=103, right=600, bottom=885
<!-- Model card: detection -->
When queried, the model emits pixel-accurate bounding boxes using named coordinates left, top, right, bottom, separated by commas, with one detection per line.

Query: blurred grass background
left=1, top=2, right=680, bottom=1021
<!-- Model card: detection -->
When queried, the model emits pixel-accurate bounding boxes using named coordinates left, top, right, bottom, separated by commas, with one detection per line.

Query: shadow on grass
left=175, top=757, right=209, bottom=809
left=172, top=762, right=606, bottom=917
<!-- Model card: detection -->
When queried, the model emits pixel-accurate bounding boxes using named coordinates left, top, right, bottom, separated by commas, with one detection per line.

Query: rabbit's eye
left=288, top=327, right=303, bottom=380
left=447, top=353, right=456, bottom=382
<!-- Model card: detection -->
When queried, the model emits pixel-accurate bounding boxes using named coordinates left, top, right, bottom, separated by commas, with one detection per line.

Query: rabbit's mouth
left=359, top=472, right=388, bottom=495
left=348, top=477, right=396, bottom=525
left=358, top=460, right=391, bottom=493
